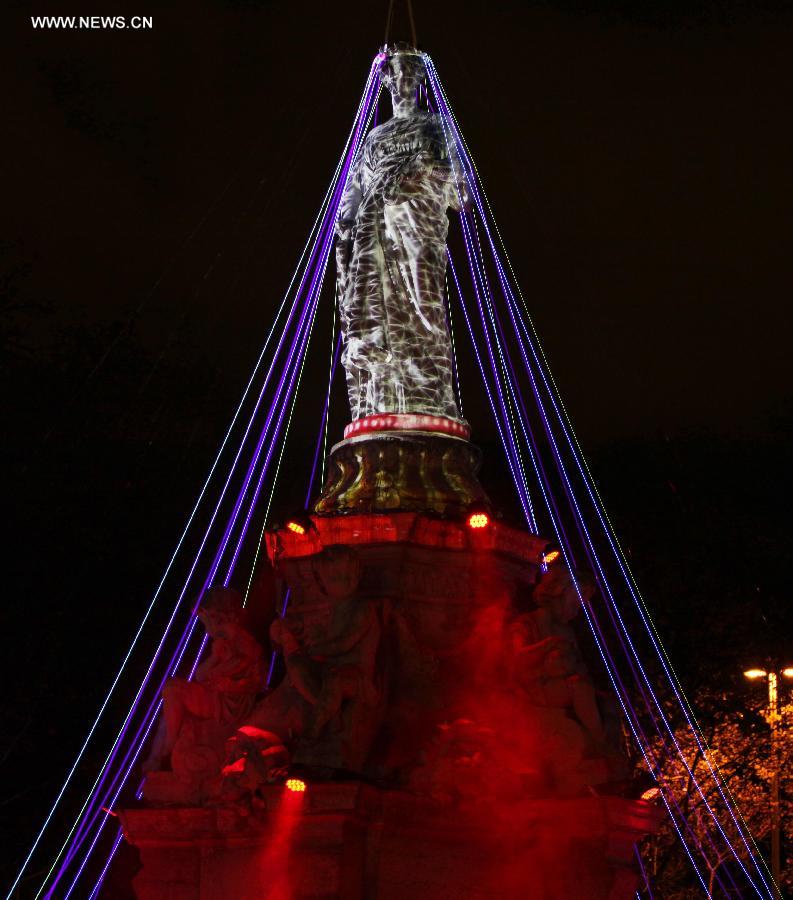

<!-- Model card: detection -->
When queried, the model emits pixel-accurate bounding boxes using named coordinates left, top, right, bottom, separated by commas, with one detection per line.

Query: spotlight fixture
left=543, top=549, right=561, bottom=565
left=285, top=778, right=307, bottom=793
left=465, top=502, right=491, bottom=531
left=629, top=771, right=661, bottom=803
left=284, top=512, right=316, bottom=537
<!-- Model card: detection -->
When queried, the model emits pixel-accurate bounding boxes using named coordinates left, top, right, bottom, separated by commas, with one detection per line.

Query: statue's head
left=378, top=43, right=426, bottom=113
left=198, top=586, right=243, bottom=635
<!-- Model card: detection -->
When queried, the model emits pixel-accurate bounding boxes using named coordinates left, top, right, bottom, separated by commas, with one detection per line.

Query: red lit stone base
left=120, top=784, right=660, bottom=900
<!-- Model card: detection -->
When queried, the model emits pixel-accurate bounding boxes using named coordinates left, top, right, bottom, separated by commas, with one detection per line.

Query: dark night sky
left=3, top=0, right=793, bottom=892
left=5, top=0, right=793, bottom=444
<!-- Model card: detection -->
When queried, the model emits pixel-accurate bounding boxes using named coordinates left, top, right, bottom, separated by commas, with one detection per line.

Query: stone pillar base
left=313, top=431, right=488, bottom=517
left=120, top=784, right=661, bottom=900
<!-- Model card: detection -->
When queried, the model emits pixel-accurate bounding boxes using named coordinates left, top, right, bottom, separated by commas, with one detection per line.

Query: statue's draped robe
left=336, top=110, right=465, bottom=422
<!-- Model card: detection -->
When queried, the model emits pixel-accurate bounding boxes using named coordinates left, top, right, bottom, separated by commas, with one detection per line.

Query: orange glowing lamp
left=640, top=786, right=660, bottom=802
left=286, top=521, right=307, bottom=536
left=285, top=778, right=306, bottom=793
left=467, top=512, right=490, bottom=530
left=743, top=669, right=768, bottom=680
left=543, top=550, right=561, bottom=565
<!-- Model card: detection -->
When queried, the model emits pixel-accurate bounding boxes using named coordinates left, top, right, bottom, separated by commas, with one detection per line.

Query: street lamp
left=743, top=666, right=793, bottom=900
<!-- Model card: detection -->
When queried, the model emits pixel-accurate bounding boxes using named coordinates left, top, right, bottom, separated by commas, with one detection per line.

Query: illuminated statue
left=335, top=45, right=468, bottom=422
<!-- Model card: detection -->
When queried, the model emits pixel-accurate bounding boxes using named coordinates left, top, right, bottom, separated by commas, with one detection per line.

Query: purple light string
left=426, top=59, right=760, bottom=897
left=220, top=211, right=343, bottom=585
left=56, top=56, right=375, bottom=881
left=636, top=844, right=655, bottom=900
left=460, top=208, right=539, bottom=529
left=51, top=221, right=324, bottom=898
left=39, top=63, right=381, bottom=900
left=305, top=333, right=343, bottom=508
left=457, top=207, right=535, bottom=522
left=13, top=109, right=356, bottom=900
left=264, top=334, right=342, bottom=688
left=454, top=219, right=730, bottom=894
left=62, top=183, right=356, bottom=897
left=483, top=232, right=739, bottom=894
left=445, top=249, right=534, bottom=530
left=458, top=208, right=536, bottom=529
left=448, top=245, right=718, bottom=896
left=491, top=267, right=743, bottom=896
left=73, top=192, right=343, bottom=895
left=434, top=58, right=762, bottom=900
left=445, top=127, right=750, bottom=900
left=61, top=197, right=334, bottom=899
left=61, top=713, right=161, bottom=899
left=42, top=139, right=348, bottom=898
left=447, top=212, right=537, bottom=528
left=462, top=136, right=761, bottom=897
left=87, top=828, right=122, bottom=900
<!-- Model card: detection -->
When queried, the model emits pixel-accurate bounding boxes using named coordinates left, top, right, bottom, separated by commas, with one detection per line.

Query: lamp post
left=744, top=666, right=793, bottom=899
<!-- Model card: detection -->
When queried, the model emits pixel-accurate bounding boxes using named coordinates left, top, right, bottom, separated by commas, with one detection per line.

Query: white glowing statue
left=335, top=46, right=468, bottom=424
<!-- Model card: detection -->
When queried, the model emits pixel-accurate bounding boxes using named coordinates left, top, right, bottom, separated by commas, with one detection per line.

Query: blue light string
left=59, top=186, right=337, bottom=899
left=66, top=278, right=327, bottom=899
left=461, top=203, right=740, bottom=894
left=33, top=61, right=381, bottom=900
left=446, top=135, right=756, bottom=900
left=29, top=108, right=375, bottom=900
left=448, top=238, right=717, bottom=895
left=11, top=127, right=345, bottom=900
left=425, top=56, right=764, bottom=897
left=475, top=176, right=760, bottom=896
left=63, top=159, right=367, bottom=900
left=458, top=207, right=537, bottom=531
left=452, top=218, right=731, bottom=892
left=446, top=250, right=535, bottom=529
left=636, top=844, right=655, bottom=899
left=50, top=218, right=329, bottom=897
left=465, top=209, right=540, bottom=530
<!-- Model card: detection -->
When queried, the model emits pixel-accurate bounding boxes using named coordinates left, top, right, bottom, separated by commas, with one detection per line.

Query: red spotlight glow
left=286, top=521, right=306, bottom=536
left=467, top=512, right=490, bottom=530
left=285, top=778, right=306, bottom=793
left=543, top=550, right=560, bottom=564
left=640, top=786, right=660, bottom=802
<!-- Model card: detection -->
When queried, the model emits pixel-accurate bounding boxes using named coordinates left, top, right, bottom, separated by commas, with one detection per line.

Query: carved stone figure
left=336, top=45, right=468, bottom=422
left=227, top=546, right=382, bottom=787
left=511, top=566, right=605, bottom=745
left=142, top=587, right=265, bottom=803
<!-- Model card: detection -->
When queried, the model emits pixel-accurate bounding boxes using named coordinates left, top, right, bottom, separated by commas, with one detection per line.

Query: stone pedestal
left=314, top=432, right=488, bottom=517
left=120, top=783, right=660, bottom=900
left=121, top=455, right=661, bottom=897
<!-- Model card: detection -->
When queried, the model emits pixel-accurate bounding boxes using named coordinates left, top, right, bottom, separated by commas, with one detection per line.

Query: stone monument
left=119, top=44, right=660, bottom=899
